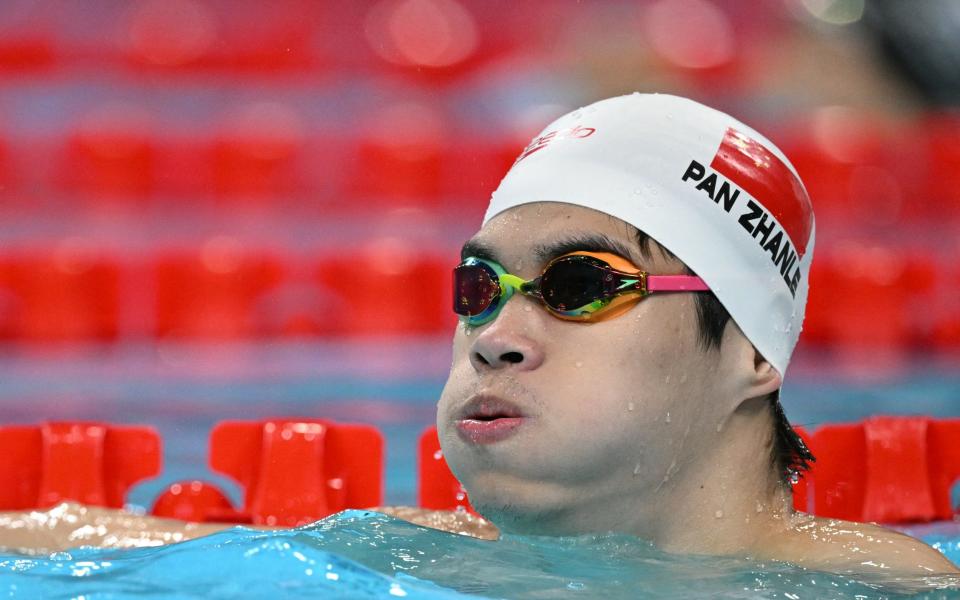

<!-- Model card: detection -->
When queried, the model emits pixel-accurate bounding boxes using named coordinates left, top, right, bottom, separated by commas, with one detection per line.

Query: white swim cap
left=484, top=93, right=814, bottom=377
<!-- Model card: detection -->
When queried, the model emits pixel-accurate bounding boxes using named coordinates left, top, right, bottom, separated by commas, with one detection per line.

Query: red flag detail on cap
left=710, top=128, right=812, bottom=257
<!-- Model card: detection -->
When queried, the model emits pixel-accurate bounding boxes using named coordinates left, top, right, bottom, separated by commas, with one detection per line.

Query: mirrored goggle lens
left=453, top=262, right=500, bottom=316
left=540, top=257, right=613, bottom=312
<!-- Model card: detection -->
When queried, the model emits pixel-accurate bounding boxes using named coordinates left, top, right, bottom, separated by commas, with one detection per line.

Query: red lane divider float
left=0, top=422, right=160, bottom=509
left=803, top=416, right=960, bottom=523
left=418, top=425, right=474, bottom=514
left=152, top=419, right=383, bottom=526
left=2, top=418, right=958, bottom=526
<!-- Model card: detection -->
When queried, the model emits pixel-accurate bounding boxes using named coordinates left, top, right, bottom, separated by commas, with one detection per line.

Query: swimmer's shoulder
left=370, top=506, right=499, bottom=540
left=0, top=502, right=228, bottom=554
left=771, top=513, right=959, bottom=578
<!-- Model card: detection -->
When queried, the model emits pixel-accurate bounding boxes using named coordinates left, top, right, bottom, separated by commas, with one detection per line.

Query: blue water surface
left=2, top=511, right=958, bottom=599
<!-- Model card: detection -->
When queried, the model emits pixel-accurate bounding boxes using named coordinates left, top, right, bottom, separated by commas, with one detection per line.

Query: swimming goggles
left=453, top=251, right=710, bottom=326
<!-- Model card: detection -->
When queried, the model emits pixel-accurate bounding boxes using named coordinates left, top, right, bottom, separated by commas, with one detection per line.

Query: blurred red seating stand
left=0, top=422, right=161, bottom=510
left=154, top=241, right=286, bottom=339
left=122, top=0, right=323, bottom=74
left=0, top=247, right=120, bottom=342
left=440, top=136, right=520, bottom=216
left=0, top=36, right=56, bottom=72
left=61, top=106, right=156, bottom=202
left=920, top=114, right=960, bottom=221
left=349, top=104, right=445, bottom=206
left=211, top=103, right=307, bottom=202
left=315, top=241, right=453, bottom=336
left=801, top=245, right=937, bottom=352
left=806, top=417, right=960, bottom=523
left=930, top=263, right=960, bottom=351
left=152, top=419, right=383, bottom=526
left=418, top=425, right=474, bottom=513
left=0, top=133, right=13, bottom=199
left=780, top=111, right=922, bottom=228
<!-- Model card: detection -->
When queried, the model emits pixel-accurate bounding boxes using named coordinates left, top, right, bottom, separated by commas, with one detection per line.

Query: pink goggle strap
left=646, top=275, right=710, bottom=292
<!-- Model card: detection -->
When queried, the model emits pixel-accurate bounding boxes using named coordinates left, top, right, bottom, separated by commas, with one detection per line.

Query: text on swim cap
left=513, top=125, right=596, bottom=165
left=682, top=159, right=802, bottom=298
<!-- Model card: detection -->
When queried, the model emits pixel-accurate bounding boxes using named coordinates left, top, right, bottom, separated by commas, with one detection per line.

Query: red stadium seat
left=349, top=104, right=446, bottom=206
left=0, top=36, right=57, bottom=72
left=61, top=106, right=157, bottom=201
left=439, top=136, right=521, bottom=217
left=122, top=0, right=323, bottom=73
left=779, top=111, right=922, bottom=228
left=930, top=264, right=960, bottom=351
left=920, top=115, right=960, bottom=221
left=418, top=425, right=474, bottom=513
left=154, top=241, right=286, bottom=339
left=0, top=247, right=120, bottom=342
left=0, top=422, right=161, bottom=510
left=315, top=242, right=454, bottom=336
left=152, top=419, right=383, bottom=526
left=801, top=246, right=937, bottom=351
left=807, top=416, right=960, bottom=523
left=210, top=104, right=307, bottom=201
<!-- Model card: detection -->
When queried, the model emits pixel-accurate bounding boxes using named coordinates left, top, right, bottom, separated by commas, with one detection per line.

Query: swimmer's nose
left=469, top=314, right=545, bottom=372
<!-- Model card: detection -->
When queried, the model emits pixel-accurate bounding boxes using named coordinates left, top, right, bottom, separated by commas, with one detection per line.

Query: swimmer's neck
left=636, top=398, right=792, bottom=558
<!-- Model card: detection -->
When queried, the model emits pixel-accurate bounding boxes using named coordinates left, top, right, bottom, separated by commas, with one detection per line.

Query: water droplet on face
left=515, top=259, right=523, bottom=270
left=716, top=422, right=723, bottom=432
left=575, top=361, right=583, bottom=368
left=664, top=412, right=671, bottom=423
left=627, top=401, right=635, bottom=411
left=714, top=510, right=724, bottom=519
left=523, top=305, right=533, bottom=312
left=633, top=463, right=642, bottom=476
left=464, top=328, right=472, bottom=336
left=664, top=374, right=672, bottom=384
left=756, top=502, right=765, bottom=513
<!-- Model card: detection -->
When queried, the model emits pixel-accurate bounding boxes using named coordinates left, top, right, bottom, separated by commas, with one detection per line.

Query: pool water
left=1, top=511, right=958, bottom=599
left=1, top=341, right=959, bottom=598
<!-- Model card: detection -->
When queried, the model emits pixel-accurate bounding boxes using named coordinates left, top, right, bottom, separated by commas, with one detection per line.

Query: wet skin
left=435, top=202, right=959, bottom=580
left=0, top=203, right=956, bottom=587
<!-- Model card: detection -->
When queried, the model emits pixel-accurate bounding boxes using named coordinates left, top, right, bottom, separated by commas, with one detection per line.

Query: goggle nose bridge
left=497, top=273, right=543, bottom=300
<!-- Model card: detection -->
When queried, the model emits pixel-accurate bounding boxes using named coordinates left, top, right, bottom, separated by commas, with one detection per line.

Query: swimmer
left=1, top=94, right=957, bottom=585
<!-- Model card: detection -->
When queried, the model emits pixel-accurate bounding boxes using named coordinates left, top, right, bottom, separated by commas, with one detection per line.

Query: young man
left=1, top=95, right=957, bottom=581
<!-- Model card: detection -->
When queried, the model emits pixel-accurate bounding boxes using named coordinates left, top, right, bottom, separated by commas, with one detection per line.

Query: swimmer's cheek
left=369, top=506, right=499, bottom=541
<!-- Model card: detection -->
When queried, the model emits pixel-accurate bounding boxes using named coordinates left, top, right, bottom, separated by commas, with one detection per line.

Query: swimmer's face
left=437, top=202, right=752, bottom=535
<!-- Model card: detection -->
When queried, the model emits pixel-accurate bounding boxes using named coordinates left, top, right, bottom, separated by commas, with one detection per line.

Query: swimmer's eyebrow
left=460, top=238, right=500, bottom=263
left=532, top=233, right=639, bottom=265
left=460, top=233, right=639, bottom=267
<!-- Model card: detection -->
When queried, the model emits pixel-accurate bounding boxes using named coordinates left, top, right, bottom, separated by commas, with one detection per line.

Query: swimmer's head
left=486, top=93, right=815, bottom=377
left=437, top=94, right=815, bottom=539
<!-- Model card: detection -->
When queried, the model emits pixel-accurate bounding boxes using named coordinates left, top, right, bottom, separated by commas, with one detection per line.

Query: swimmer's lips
left=455, top=396, right=528, bottom=445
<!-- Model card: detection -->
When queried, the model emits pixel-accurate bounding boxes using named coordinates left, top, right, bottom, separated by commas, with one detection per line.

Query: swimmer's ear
left=722, top=321, right=781, bottom=405
left=749, top=350, right=782, bottom=399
